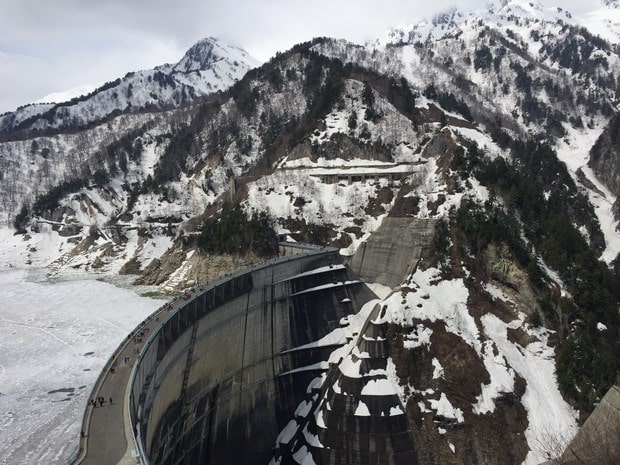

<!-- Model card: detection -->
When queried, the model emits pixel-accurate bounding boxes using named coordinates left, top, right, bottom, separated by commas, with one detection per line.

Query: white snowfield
left=0, top=268, right=161, bottom=465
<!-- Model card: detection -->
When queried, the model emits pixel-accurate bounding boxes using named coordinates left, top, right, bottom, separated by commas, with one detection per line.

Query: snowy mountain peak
left=431, top=7, right=460, bottom=26
left=0, top=37, right=259, bottom=135
left=488, top=0, right=544, bottom=14
left=484, top=0, right=571, bottom=23
left=375, top=0, right=584, bottom=47
left=173, top=37, right=221, bottom=73
left=603, top=0, right=619, bottom=8
left=171, top=37, right=260, bottom=74
left=34, top=83, right=102, bottom=105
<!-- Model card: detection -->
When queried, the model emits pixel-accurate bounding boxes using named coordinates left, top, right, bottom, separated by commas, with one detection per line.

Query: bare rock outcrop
left=134, top=242, right=263, bottom=294
left=589, top=114, right=620, bottom=221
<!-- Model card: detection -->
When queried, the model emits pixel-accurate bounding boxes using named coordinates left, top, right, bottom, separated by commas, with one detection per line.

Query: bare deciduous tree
left=535, top=387, right=620, bottom=465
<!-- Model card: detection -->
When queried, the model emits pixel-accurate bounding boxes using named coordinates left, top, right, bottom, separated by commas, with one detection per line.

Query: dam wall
left=130, top=247, right=376, bottom=465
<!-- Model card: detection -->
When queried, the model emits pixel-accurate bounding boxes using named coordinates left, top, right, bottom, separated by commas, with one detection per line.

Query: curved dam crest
left=128, top=243, right=409, bottom=465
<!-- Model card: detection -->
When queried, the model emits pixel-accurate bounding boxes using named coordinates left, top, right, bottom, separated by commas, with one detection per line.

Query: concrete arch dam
left=129, top=245, right=417, bottom=465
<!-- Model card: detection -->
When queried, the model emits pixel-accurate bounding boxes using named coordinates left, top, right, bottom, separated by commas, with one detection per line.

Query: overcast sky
left=0, top=0, right=602, bottom=114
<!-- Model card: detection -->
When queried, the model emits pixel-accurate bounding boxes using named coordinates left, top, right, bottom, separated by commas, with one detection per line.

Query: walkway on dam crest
left=73, top=301, right=178, bottom=465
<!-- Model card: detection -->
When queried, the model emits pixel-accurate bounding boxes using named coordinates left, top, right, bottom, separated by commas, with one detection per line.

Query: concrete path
left=73, top=303, right=176, bottom=465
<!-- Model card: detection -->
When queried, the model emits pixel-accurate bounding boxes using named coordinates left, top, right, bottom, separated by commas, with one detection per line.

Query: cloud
left=0, top=52, right=51, bottom=113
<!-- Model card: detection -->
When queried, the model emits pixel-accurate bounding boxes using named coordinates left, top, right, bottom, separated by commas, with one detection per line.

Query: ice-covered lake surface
left=0, top=269, right=162, bottom=465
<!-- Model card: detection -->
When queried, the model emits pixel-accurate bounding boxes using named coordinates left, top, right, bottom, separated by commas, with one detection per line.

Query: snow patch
left=432, top=358, right=445, bottom=379
left=430, top=393, right=464, bottom=423
left=480, top=314, right=578, bottom=465
left=361, top=378, right=399, bottom=396
left=403, top=324, right=433, bottom=349
left=378, top=267, right=480, bottom=353
left=473, top=340, right=515, bottom=415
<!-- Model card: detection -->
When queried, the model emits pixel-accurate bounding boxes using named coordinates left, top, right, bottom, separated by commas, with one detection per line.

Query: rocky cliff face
left=590, top=114, right=620, bottom=221
left=132, top=242, right=263, bottom=294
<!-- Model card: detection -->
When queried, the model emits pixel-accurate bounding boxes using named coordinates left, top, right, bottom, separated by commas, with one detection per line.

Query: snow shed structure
left=129, top=244, right=416, bottom=465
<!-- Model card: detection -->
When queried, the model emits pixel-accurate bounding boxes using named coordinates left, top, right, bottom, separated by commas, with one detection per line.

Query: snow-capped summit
left=157, top=37, right=261, bottom=96
left=483, top=0, right=575, bottom=24
left=488, top=0, right=545, bottom=15
left=579, top=0, right=620, bottom=44
left=374, top=8, right=464, bottom=47
left=375, top=1, right=554, bottom=47
left=0, top=37, right=259, bottom=135
left=375, top=1, right=616, bottom=48
left=173, top=37, right=227, bottom=73
left=169, top=37, right=260, bottom=74
left=485, top=0, right=620, bottom=45
left=34, top=83, right=102, bottom=106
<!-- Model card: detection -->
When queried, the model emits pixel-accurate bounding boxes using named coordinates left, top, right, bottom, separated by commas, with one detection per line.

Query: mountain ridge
left=0, top=37, right=259, bottom=137
left=0, top=6, right=618, bottom=465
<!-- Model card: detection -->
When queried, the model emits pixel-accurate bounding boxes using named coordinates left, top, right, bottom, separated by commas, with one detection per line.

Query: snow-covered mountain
left=0, top=37, right=258, bottom=226
left=379, top=0, right=620, bottom=46
left=34, top=83, right=103, bottom=106
left=0, top=37, right=259, bottom=135
left=581, top=0, right=620, bottom=44
left=0, top=3, right=619, bottom=464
